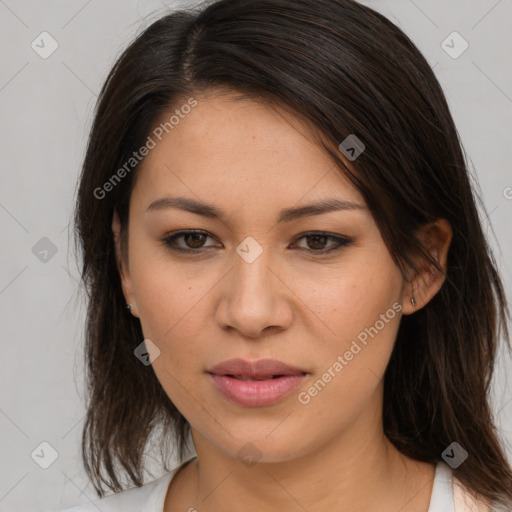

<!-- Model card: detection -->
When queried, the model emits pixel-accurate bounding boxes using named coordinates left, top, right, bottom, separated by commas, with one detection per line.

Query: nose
left=216, top=243, right=293, bottom=339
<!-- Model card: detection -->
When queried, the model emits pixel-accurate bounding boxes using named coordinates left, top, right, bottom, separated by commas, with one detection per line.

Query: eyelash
left=160, top=230, right=352, bottom=255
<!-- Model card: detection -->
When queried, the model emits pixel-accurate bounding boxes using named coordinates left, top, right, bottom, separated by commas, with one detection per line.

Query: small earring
left=126, top=304, right=132, bottom=310
left=410, top=284, right=416, bottom=307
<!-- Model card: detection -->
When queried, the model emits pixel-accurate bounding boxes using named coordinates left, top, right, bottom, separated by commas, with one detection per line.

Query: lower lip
left=209, top=373, right=306, bottom=407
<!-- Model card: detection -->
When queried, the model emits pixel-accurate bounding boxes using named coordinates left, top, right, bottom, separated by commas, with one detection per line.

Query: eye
left=292, top=232, right=352, bottom=253
left=161, top=230, right=219, bottom=252
left=161, top=230, right=352, bottom=255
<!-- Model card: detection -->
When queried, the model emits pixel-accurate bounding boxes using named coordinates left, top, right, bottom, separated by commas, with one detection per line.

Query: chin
left=212, top=429, right=310, bottom=466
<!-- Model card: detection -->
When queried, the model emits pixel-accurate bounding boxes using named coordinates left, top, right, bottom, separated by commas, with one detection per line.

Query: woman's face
left=117, top=90, right=412, bottom=463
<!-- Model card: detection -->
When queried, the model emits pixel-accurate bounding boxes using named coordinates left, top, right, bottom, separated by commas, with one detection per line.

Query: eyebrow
left=145, top=196, right=365, bottom=223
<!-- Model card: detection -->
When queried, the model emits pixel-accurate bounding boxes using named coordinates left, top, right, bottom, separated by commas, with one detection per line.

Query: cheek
left=302, top=246, right=403, bottom=345
left=129, top=256, right=209, bottom=409
left=298, top=244, right=403, bottom=403
left=128, top=244, right=210, bottom=349
left=294, top=298, right=402, bottom=444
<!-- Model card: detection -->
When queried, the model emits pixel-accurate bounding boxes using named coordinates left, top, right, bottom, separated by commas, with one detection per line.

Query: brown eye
left=162, top=230, right=218, bottom=252
left=294, top=232, right=352, bottom=254
left=184, top=232, right=207, bottom=248
left=305, top=234, right=329, bottom=250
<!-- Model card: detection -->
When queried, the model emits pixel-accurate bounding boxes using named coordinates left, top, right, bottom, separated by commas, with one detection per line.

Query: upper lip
left=208, top=358, right=307, bottom=378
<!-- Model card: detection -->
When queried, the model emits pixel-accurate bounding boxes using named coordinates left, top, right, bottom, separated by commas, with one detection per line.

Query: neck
left=182, top=400, right=435, bottom=511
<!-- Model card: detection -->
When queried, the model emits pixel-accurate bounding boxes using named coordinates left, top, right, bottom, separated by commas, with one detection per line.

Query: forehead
left=151, top=91, right=324, bottom=161
left=132, top=91, right=364, bottom=210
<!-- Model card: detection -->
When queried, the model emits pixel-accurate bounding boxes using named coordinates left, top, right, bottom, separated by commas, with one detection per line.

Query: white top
left=53, top=459, right=489, bottom=512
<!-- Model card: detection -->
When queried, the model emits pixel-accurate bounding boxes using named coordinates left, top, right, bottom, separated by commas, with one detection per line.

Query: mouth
left=207, top=358, right=308, bottom=407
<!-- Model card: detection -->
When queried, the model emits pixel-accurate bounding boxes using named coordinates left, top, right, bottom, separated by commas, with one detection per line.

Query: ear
left=401, top=218, right=452, bottom=315
left=112, top=209, right=139, bottom=318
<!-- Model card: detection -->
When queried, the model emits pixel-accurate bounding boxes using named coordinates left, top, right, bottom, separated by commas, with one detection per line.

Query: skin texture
left=113, top=90, right=452, bottom=511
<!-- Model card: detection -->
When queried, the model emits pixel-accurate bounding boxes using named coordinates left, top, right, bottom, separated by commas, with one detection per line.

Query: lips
left=208, top=358, right=306, bottom=380
left=207, top=358, right=307, bottom=407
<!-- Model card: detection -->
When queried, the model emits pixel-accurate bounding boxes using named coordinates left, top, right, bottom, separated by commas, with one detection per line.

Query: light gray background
left=0, top=1, right=511, bottom=511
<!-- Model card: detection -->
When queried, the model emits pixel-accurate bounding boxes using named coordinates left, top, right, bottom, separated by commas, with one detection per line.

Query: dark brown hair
left=74, top=0, right=512, bottom=507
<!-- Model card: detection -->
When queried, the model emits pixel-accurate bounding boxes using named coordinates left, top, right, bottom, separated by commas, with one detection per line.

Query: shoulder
left=453, top=475, right=493, bottom=512
left=50, top=473, right=173, bottom=512
left=50, top=457, right=196, bottom=512
left=430, top=462, right=493, bottom=512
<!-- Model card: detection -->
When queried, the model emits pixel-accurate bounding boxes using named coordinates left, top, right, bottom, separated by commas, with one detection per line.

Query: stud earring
left=126, top=304, right=132, bottom=311
left=410, top=284, right=416, bottom=307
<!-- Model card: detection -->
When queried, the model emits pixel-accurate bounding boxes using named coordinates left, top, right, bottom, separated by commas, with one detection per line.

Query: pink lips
left=207, top=358, right=307, bottom=407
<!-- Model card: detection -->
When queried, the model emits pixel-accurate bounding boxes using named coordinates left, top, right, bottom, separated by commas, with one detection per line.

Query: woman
left=58, top=0, right=512, bottom=510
